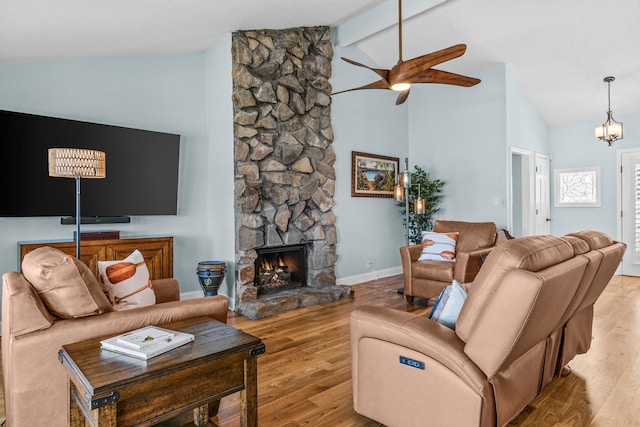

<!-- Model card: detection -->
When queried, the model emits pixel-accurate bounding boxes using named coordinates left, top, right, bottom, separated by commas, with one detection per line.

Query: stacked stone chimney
left=232, top=27, right=349, bottom=318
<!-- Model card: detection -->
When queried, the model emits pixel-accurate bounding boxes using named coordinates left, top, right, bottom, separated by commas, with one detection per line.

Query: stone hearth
left=232, top=26, right=350, bottom=319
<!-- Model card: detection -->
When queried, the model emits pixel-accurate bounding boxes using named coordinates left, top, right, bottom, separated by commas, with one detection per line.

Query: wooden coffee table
left=58, top=317, right=265, bottom=426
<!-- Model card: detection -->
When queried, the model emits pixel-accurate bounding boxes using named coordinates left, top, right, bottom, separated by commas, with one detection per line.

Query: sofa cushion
left=2, top=272, right=56, bottom=335
left=566, top=230, right=614, bottom=250
left=412, top=260, right=454, bottom=282
left=21, top=246, right=113, bottom=319
left=418, top=231, right=458, bottom=262
left=98, top=250, right=156, bottom=311
left=433, top=220, right=497, bottom=253
left=562, top=235, right=591, bottom=255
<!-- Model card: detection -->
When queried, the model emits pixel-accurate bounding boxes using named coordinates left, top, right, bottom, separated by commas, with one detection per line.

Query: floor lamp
left=395, top=158, right=426, bottom=243
left=48, top=148, right=106, bottom=259
left=395, top=158, right=425, bottom=295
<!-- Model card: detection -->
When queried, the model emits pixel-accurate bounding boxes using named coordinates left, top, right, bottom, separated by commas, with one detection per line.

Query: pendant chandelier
left=595, top=76, right=623, bottom=146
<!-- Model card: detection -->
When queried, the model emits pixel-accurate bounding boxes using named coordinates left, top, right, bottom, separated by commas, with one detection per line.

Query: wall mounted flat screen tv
left=1, top=109, right=180, bottom=221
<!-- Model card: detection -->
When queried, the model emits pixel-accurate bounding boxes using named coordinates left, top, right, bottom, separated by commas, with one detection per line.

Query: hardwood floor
left=1, top=274, right=638, bottom=426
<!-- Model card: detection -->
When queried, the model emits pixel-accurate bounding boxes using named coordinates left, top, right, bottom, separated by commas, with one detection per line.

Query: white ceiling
left=1, top=0, right=639, bottom=127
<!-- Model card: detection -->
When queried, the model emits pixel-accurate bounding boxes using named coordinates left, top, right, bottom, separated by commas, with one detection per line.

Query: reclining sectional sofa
left=2, top=247, right=229, bottom=427
left=351, top=230, right=625, bottom=427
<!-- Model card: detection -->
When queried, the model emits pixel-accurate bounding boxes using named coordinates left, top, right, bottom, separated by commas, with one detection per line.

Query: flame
left=261, top=256, right=286, bottom=272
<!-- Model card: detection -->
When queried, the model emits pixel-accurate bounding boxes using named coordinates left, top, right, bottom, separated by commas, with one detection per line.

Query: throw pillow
left=21, top=246, right=113, bottom=319
left=429, top=280, right=467, bottom=329
left=4, top=271, right=57, bottom=334
left=98, top=250, right=156, bottom=311
left=418, top=231, right=459, bottom=262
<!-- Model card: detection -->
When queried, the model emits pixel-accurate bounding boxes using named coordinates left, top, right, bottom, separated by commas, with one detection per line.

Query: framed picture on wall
left=351, top=151, right=399, bottom=198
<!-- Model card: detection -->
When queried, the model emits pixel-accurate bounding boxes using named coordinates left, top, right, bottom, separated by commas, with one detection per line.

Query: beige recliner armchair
left=399, top=220, right=498, bottom=303
left=351, top=231, right=625, bottom=427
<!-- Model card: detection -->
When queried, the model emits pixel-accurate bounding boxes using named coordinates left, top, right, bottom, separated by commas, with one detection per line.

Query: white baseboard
left=178, top=267, right=402, bottom=301
left=336, top=265, right=402, bottom=286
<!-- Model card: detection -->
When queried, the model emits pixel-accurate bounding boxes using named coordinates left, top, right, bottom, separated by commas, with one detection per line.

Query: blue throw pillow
left=429, top=280, right=467, bottom=329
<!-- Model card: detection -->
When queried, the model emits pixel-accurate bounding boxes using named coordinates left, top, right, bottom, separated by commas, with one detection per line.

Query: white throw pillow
left=418, top=231, right=459, bottom=262
left=98, top=250, right=156, bottom=311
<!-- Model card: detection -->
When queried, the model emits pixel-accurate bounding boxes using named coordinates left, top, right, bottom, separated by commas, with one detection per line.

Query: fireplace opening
left=254, top=244, right=307, bottom=296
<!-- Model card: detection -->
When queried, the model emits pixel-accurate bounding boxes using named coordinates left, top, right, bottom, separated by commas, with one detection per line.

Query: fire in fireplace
left=254, top=244, right=307, bottom=296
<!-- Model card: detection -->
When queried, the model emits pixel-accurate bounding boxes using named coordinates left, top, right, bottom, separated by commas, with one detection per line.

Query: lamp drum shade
left=48, top=148, right=106, bottom=178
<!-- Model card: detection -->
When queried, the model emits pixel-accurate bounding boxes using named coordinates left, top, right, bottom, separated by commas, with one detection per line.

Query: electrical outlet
left=366, top=260, right=373, bottom=269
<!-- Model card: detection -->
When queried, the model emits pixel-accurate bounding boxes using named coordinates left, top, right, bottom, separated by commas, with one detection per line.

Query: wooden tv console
left=19, top=236, right=173, bottom=280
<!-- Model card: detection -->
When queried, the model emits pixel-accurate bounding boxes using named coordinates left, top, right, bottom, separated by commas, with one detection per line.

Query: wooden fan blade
left=341, top=57, right=390, bottom=82
left=406, top=68, right=481, bottom=87
left=331, top=79, right=391, bottom=96
left=391, top=44, right=468, bottom=83
left=396, top=88, right=411, bottom=105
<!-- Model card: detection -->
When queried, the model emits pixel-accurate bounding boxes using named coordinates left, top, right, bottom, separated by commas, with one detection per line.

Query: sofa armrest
left=350, top=306, right=496, bottom=426
left=350, top=305, right=488, bottom=393
left=151, top=278, right=181, bottom=303
left=400, top=244, right=423, bottom=264
left=454, top=246, right=494, bottom=283
left=399, top=244, right=423, bottom=290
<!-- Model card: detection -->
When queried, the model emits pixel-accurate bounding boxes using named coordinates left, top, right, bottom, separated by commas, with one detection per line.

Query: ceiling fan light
left=391, top=82, right=411, bottom=92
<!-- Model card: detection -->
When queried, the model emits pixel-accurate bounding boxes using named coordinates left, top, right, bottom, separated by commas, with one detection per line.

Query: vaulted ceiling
left=2, top=0, right=639, bottom=127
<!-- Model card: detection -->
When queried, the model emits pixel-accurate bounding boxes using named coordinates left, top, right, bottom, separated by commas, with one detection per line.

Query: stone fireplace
left=255, top=244, right=307, bottom=295
left=232, top=26, right=350, bottom=319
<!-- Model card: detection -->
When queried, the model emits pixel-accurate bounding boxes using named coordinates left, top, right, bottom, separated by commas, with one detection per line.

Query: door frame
left=508, top=147, right=533, bottom=237
left=616, top=148, right=640, bottom=275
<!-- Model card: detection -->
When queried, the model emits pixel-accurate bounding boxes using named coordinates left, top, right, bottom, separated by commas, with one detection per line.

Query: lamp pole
left=404, top=182, right=410, bottom=246
left=75, top=175, right=81, bottom=259
left=395, top=157, right=412, bottom=295
left=399, top=157, right=411, bottom=245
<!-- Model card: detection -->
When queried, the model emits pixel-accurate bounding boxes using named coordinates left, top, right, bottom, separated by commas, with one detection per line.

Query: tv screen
left=1, top=109, right=180, bottom=219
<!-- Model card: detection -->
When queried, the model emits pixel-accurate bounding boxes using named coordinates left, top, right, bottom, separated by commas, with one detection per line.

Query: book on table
left=101, top=326, right=194, bottom=360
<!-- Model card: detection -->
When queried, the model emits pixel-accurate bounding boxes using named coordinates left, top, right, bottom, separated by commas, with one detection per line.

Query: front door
left=619, top=149, right=640, bottom=276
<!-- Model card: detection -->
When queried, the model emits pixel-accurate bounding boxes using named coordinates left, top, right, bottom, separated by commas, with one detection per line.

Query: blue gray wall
left=408, top=65, right=509, bottom=226
left=331, top=44, right=408, bottom=281
left=550, top=116, right=640, bottom=238
left=0, top=46, right=237, bottom=305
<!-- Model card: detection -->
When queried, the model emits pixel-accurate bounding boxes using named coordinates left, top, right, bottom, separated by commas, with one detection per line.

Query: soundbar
left=60, top=216, right=131, bottom=225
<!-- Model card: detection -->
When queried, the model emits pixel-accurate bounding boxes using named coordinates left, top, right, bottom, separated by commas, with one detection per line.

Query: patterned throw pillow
left=418, top=231, right=459, bottom=262
left=98, top=250, right=156, bottom=311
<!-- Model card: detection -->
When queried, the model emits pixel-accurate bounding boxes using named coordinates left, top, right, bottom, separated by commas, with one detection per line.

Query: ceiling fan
left=332, top=0, right=480, bottom=105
